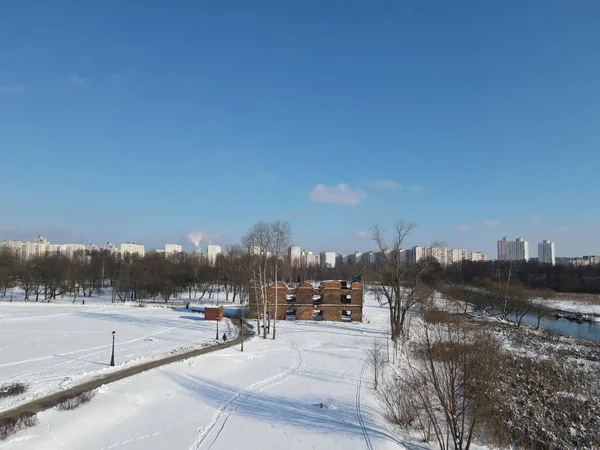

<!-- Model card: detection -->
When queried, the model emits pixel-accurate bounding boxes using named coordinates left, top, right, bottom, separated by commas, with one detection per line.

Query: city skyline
left=7, top=233, right=595, bottom=261
left=1, top=2, right=599, bottom=257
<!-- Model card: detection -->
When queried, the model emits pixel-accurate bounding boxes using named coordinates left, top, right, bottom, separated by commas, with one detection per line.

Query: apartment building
left=120, top=242, right=145, bottom=257
left=320, top=251, right=336, bottom=268
left=0, top=236, right=86, bottom=260
left=207, top=244, right=222, bottom=265
left=165, top=244, right=182, bottom=255
left=288, top=245, right=301, bottom=267
left=538, top=240, right=556, bottom=265
left=498, top=237, right=529, bottom=262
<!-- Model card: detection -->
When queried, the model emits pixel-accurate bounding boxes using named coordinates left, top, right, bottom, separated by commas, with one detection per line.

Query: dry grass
left=0, top=412, right=38, bottom=440
left=0, top=382, right=27, bottom=399
left=55, top=390, right=96, bottom=411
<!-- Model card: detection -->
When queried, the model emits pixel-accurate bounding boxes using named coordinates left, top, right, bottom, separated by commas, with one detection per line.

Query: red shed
left=205, top=306, right=224, bottom=321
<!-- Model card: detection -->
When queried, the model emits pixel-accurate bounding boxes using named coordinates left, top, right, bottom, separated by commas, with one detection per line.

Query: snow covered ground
left=1, top=295, right=410, bottom=449
left=533, top=297, right=600, bottom=316
left=0, top=301, right=231, bottom=414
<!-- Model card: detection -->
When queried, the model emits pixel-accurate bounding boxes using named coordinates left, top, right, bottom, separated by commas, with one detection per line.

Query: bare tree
left=379, top=317, right=504, bottom=450
left=371, top=222, right=437, bottom=340
left=365, top=338, right=386, bottom=390
left=270, top=220, right=291, bottom=340
left=243, top=221, right=273, bottom=339
left=242, top=221, right=291, bottom=339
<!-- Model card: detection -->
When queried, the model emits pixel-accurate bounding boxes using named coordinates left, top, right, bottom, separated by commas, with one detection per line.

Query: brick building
left=204, top=306, right=224, bottom=321
left=250, top=280, right=364, bottom=323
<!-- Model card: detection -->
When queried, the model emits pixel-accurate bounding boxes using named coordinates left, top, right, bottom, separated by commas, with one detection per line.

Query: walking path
left=0, top=323, right=252, bottom=422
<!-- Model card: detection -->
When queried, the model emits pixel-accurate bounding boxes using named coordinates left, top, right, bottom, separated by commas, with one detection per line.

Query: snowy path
left=2, top=296, right=409, bottom=449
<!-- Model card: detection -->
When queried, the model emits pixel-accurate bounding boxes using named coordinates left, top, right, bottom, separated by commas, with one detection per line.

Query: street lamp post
left=216, top=318, right=219, bottom=341
left=110, top=331, right=116, bottom=366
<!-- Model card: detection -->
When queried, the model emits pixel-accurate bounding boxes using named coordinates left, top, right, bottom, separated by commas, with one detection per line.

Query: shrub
left=55, top=390, right=96, bottom=411
left=0, top=412, right=39, bottom=440
left=0, top=382, right=27, bottom=399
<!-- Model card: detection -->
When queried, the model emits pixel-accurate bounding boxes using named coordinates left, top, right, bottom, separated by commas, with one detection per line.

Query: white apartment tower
left=120, top=242, right=145, bottom=257
left=288, top=245, right=301, bottom=267
left=320, top=251, right=336, bottom=268
left=497, top=237, right=529, bottom=262
left=207, top=244, right=222, bottom=265
left=165, top=244, right=182, bottom=255
left=538, top=240, right=556, bottom=265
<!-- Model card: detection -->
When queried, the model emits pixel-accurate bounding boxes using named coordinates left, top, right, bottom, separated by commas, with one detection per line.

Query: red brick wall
left=205, top=306, right=223, bottom=321
left=249, top=280, right=364, bottom=322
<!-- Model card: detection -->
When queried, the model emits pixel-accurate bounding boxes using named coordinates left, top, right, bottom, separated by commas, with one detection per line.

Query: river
left=519, top=312, right=600, bottom=342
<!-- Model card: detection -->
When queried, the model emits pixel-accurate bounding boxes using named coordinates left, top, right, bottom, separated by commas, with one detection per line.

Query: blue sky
left=1, top=1, right=599, bottom=257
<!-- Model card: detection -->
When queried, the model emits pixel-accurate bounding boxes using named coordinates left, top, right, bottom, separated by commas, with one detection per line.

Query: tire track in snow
left=355, top=361, right=373, bottom=450
left=190, top=344, right=302, bottom=450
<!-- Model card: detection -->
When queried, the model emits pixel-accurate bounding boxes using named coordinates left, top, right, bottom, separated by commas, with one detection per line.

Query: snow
left=0, top=294, right=414, bottom=449
left=0, top=301, right=230, bottom=413
left=533, top=297, right=600, bottom=316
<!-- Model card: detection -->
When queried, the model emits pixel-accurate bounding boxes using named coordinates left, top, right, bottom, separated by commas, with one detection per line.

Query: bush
left=0, top=382, right=27, bottom=399
left=55, top=390, right=96, bottom=411
left=0, top=412, right=38, bottom=440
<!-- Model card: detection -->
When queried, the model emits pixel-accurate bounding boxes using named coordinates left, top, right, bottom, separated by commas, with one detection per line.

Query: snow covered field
left=1, top=295, right=407, bottom=449
left=0, top=302, right=231, bottom=414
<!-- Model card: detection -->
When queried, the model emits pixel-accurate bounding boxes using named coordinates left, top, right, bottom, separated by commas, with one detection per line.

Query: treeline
left=0, top=246, right=368, bottom=304
left=0, top=247, right=253, bottom=303
left=440, top=260, right=600, bottom=294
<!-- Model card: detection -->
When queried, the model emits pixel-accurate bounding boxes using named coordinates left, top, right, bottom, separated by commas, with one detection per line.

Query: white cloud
left=0, top=84, right=25, bottom=94
left=70, top=73, right=90, bottom=85
left=483, top=220, right=502, bottom=227
left=529, top=215, right=544, bottom=223
left=455, top=224, right=470, bottom=231
left=373, top=180, right=402, bottom=189
left=355, top=230, right=368, bottom=238
left=553, top=225, right=568, bottom=232
left=410, top=185, right=422, bottom=192
left=309, top=183, right=366, bottom=205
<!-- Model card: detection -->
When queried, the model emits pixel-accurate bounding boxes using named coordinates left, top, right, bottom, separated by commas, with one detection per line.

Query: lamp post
left=240, top=316, right=244, bottom=352
left=216, top=318, right=219, bottom=341
left=110, top=331, right=116, bottom=366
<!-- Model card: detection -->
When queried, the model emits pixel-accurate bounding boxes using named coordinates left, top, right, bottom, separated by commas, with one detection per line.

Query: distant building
left=120, top=242, right=145, bottom=257
left=498, top=237, right=529, bottom=262
left=207, top=244, right=222, bottom=265
left=538, top=240, right=556, bottom=265
left=88, top=243, right=99, bottom=252
left=103, top=242, right=119, bottom=254
left=320, top=251, right=336, bottom=268
left=0, top=236, right=86, bottom=260
left=165, top=244, right=182, bottom=255
left=555, top=257, right=573, bottom=265
left=571, top=255, right=600, bottom=267
left=288, top=245, right=301, bottom=267
left=301, top=250, right=320, bottom=267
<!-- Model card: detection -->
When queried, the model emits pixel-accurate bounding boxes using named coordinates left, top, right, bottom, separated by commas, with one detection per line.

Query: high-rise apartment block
left=1, top=236, right=86, bottom=260
left=165, top=244, right=182, bottom=255
left=120, top=242, right=145, bottom=257
left=288, top=246, right=301, bottom=267
left=320, top=251, right=336, bottom=268
left=497, top=237, right=529, bottom=262
left=538, top=240, right=556, bottom=265
left=207, top=244, right=222, bottom=265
